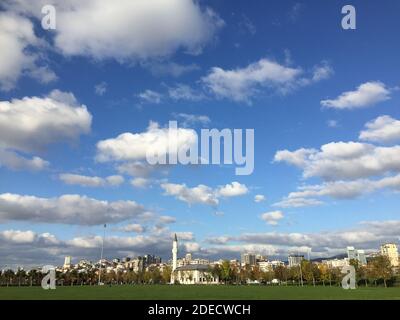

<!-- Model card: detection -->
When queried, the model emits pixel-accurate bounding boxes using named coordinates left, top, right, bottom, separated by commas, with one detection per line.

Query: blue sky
left=0, top=0, right=400, bottom=268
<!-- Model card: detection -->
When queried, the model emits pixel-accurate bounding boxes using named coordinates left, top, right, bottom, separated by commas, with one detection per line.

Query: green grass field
left=0, top=285, right=399, bottom=300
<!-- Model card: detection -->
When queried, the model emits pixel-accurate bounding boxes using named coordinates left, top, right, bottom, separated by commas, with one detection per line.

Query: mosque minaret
left=172, top=233, right=178, bottom=272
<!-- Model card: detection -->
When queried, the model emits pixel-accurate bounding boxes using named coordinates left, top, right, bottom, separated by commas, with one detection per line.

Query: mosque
left=170, top=234, right=219, bottom=285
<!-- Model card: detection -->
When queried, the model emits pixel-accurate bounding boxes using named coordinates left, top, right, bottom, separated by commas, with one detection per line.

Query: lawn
left=0, top=285, right=399, bottom=300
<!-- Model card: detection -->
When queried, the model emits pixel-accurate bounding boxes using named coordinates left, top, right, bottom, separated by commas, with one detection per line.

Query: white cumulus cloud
left=202, top=57, right=332, bottom=104
left=96, top=121, right=197, bottom=163
left=0, top=12, right=56, bottom=90
left=273, top=197, right=323, bottom=208
left=118, top=224, right=146, bottom=233
left=217, top=182, right=249, bottom=197
left=261, top=211, right=284, bottom=225
left=359, top=115, right=400, bottom=143
left=0, top=193, right=151, bottom=225
left=321, top=81, right=390, bottom=109
left=275, top=141, right=400, bottom=181
left=0, top=90, right=92, bottom=153
left=161, top=182, right=219, bottom=206
left=137, top=90, right=163, bottom=104
left=0, top=90, right=91, bottom=170
left=161, top=181, right=248, bottom=206
left=0, top=149, right=49, bottom=171
left=130, top=177, right=151, bottom=189
left=59, top=174, right=124, bottom=187
left=5, top=0, right=224, bottom=61
left=254, top=194, right=266, bottom=203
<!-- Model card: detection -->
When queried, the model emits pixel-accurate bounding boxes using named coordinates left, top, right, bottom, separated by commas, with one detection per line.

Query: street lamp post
left=98, top=224, right=106, bottom=285
left=298, top=252, right=304, bottom=287
left=299, top=261, right=303, bottom=287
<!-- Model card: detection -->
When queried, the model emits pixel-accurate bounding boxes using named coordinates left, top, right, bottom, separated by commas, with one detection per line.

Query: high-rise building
left=256, top=254, right=266, bottom=262
left=347, top=246, right=357, bottom=260
left=288, top=255, right=304, bottom=267
left=124, top=257, right=144, bottom=272
left=143, top=254, right=161, bottom=266
left=380, top=243, right=399, bottom=267
left=347, top=246, right=367, bottom=265
left=185, top=253, right=192, bottom=264
left=357, top=250, right=367, bottom=265
left=63, top=256, right=71, bottom=269
left=241, top=253, right=256, bottom=266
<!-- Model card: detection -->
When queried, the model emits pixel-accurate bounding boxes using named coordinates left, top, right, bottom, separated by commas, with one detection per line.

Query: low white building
left=322, top=258, right=349, bottom=268
left=258, top=260, right=285, bottom=272
left=171, top=264, right=219, bottom=284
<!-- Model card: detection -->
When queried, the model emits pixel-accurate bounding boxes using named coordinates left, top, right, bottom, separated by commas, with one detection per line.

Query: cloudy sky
left=1, top=0, right=400, bottom=268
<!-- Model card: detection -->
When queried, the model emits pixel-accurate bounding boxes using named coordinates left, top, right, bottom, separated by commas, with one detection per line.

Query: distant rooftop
left=174, top=264, right=210, bottom=271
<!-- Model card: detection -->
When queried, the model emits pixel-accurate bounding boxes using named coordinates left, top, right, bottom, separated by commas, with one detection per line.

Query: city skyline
left=1, top=0, right=400, bottom=269
left=7, top=233, right=398, bottom=273
left=2, top=231, right=398, bottom=271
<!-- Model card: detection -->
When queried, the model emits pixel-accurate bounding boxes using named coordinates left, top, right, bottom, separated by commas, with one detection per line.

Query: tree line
left=0, top=256, right=398, bottom=287
left=213, top=256, right=398, bottom=287
left=0, top=265, right=172, bottom=287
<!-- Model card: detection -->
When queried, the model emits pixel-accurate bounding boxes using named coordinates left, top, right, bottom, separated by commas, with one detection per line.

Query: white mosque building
left=170, top=234, right=219, bottom=285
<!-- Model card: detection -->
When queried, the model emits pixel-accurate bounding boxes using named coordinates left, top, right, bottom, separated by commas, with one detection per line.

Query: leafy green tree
left=288, top=266, right=301, bottom=285
left=162, top=266, right=172, bottom=284
left=221, top=260, right=232, bottom=284
left=370, top=255, right=393, bottom=287
left=357, top=265, right=369, bottom=287
left=274, top=265, right=288, bottom=284
left=349, top=258, right=359, bottom=270
left=261, top=270, right=274, bottom=284
left=331, top=267, right=343, bottom=286
left=231, top=265, right=239, bottom=284
left=212, top=264, right=221, bottom=282
left=319, top=264, right=330, bottom=286
left=250, top=265, right=261, bottom=282
left=301, top=260, right=314, bottom=285
left=312, top=263, right=321, bottom=286
left=16, top=268, right=26, bottom=286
